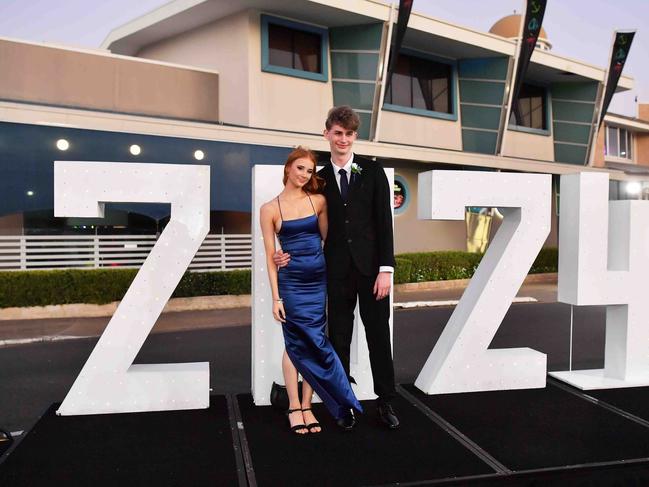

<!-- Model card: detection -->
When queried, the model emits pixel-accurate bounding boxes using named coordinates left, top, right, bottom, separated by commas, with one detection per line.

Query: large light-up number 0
left=54, top=161, right=210, bottom=415
left=415, top=170, right=550, bottom=394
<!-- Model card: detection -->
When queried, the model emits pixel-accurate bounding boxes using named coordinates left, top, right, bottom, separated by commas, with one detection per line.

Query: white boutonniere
left=351, top=162, right=363, bottom=175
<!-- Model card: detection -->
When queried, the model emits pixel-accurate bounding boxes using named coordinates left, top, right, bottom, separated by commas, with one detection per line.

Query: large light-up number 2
left=54, top=161, right=210, bottom=415
left=415, top=170, right=550, bottom=394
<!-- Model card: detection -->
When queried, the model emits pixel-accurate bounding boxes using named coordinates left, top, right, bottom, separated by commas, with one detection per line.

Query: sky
left=0, top=0, right=646, bottom=116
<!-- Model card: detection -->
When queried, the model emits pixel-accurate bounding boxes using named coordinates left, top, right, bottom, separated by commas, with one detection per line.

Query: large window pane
left=268, top=21, right=322, bottom=74
left=627, top=130, right=633, bottom=159
left=619, top=128, right=628, bottom=157
left=386, top=53, right=452, bottom=114
left=293, top=30, right=321, bottom=73
left=607, top=126, right=618, bottom=157
left=432, top=77, right=449, bottom=113
left=511, top=84, right=546, bottom=130
left=268, top=23, right=294, bottom=69
left=387, top=56, right=412, bottom=107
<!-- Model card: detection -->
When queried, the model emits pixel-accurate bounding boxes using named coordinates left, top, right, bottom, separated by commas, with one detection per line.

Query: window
left=510, top=83, right=547, bottom=131
left=605, top=126, right=633, bottom=160
left=384, top=53, right=453, bottom=118
left=261, top=15, right=328, bottom=82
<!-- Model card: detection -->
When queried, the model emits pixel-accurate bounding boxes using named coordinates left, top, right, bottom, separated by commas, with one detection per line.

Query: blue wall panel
left=0, top=122, right=291, bottom=218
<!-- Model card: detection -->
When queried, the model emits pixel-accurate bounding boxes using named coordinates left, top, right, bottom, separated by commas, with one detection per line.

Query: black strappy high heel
left=286, top=408, right=308, bottom=434
left=302, top=407, right=321, bottom=433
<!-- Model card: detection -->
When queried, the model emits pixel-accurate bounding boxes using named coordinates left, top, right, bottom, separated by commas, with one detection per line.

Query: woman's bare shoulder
left=311, top=193, right=326, bottom=207
left=260, top=197, right=280, bottom=216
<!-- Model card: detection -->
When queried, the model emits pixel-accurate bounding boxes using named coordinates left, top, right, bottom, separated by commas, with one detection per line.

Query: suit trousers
left=327, top=265, right=396, bottom=402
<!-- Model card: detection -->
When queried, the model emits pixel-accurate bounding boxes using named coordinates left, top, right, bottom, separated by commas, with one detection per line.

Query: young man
left=275, top=106, right=399, bottom=430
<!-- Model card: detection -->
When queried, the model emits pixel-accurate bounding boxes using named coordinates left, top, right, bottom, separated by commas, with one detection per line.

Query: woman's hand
left=273, top=300, right=286, bottom=323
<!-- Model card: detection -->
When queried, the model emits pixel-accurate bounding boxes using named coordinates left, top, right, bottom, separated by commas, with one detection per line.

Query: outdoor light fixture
left=194, top=150, right=205, bottom=161
left=26, top=190, right=34, bottom=196
left=56, top=139, right=69, bottom=151
left=129, top=144, right=141, bottom=156
left=626, top=181, right=641, bottom=196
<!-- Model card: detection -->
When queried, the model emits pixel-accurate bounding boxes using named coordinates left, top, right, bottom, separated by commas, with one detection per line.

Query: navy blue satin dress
left=277, top=210, right=363, bottom=420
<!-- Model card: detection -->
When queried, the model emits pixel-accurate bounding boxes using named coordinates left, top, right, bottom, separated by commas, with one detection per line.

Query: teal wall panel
left=458, top=57, right=509, bottom=80
left=553, top=100, right=595, bottom=123
left=554, top=143, right=587, bottom=165
left=459, top=80, right=505, bottom=105
left=462, top=129, right=498, bottom=154
left=552, top=82, right=598, bottom=102
left=551, top=82, right=598, bottom=164
left=331, top=52, right=379, bottom=80
left=552, top=122, right=591, bottom=144
left=332, top=81, right=375, bottom=110
left=330, top=23, right=382, bottom=140
left=357, top=112, right=371, bottom=140
left=460, top=105, right=501, bottom=130
left=330, top=23, right=383, bottom=50
left=458, top=57, right=508, bottom=154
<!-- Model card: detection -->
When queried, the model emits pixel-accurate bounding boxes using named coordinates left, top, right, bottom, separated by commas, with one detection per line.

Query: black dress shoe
left=336, top=410, right=356, bottom=431
left=377, top=402, right=400, bottom=429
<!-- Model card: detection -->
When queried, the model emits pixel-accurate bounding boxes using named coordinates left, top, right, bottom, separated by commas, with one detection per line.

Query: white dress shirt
left=331, top=153, right=394, bottom=274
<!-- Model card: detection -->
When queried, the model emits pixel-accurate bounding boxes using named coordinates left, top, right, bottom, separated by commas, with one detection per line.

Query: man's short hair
left=325, top=105, right=360, bottom=131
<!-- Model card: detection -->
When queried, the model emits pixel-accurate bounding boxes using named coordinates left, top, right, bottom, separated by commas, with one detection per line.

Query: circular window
left=393, top=176, right=409, bottom=215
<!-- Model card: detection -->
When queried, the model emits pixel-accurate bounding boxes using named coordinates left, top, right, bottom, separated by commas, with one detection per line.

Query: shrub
left=394, top=247, right=558, bottom=283
left=394, top=258, right=412, bottom=284
left=530, top=247, right=558, bottom=274
left=0, top=268, right=251, bottom=308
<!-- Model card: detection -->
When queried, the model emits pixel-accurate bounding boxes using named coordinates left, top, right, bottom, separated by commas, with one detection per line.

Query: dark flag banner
left=385, top=0, right=413, bottom=93
left=599, top=30, right=635, bottom=126
left=510, top=0, right=548, bottom=124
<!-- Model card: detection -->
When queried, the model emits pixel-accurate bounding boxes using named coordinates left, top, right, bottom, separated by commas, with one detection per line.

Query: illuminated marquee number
left=550, top=173, right=649, bottom=389
left=55, top=161, right=210, bottom=415
left=415, top=170, right=550, bottom=394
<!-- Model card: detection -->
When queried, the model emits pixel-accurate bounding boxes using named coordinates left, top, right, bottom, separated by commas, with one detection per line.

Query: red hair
left=283, top=146, right=325, bottom=193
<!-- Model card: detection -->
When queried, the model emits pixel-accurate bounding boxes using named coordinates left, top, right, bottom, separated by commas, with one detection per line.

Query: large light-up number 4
left=415, top=170, right=550, bottom=394
left=550, top=173, right=649, bottom=389
left=55, top=161, right=210, bottom=415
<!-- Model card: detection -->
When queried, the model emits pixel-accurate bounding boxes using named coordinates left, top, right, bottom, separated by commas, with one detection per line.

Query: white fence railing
left=0, top=234, right=252, bottom=272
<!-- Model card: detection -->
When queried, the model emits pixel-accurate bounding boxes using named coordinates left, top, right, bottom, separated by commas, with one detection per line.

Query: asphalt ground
left=0, top=286, right=606, bottom=435
left=0, top=282, right=558, bottom=344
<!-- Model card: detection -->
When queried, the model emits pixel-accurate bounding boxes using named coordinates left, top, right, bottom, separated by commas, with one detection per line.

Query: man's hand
left=273, top=249, right=290, bottom=268
left=373, top=272, right=392, bottom=301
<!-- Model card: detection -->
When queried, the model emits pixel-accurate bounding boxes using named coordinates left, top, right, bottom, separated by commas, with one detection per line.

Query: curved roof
left=489, top=14, right=549, bottom=42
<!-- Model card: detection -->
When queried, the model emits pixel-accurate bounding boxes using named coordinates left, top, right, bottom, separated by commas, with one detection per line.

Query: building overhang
left=605, top=161, right=649, bottom=176
left=102, top=0, right=632, bottom=90
left=604, top=113, right=649, bottom=133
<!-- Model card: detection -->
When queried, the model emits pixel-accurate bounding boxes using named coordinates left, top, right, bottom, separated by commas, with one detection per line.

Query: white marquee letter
left=55, top=161, right=210, bottom=415
left=550, top=173, right=649, bottom=389
left=415, top=170, right=550, bottom=394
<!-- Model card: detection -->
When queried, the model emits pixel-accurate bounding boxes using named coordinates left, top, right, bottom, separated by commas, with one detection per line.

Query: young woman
left=260, top=146, right=362, bottom=435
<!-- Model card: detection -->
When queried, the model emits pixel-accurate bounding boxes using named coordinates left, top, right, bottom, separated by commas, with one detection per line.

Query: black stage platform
left=3, top=381, right=649, bottom=486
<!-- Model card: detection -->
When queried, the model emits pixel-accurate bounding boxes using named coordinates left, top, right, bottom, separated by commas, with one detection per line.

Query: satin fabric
left=277, top=213, right=362, bottom=419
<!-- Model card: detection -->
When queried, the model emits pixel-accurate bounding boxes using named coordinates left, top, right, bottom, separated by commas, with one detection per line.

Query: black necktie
left=339, top=168, right=349, bottom=202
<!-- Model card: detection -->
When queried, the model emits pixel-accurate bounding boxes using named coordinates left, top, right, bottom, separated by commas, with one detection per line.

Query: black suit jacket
left=319, top=156, right=395, bottom=278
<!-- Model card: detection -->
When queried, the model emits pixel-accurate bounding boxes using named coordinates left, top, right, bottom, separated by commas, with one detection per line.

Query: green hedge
left=0, top=248, right=558, bottom=308
left=0, top=268, right=251, bottom=308
left=394, top=258, right=413, bottom=285
left=395, top=247, right=558, bottom=284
